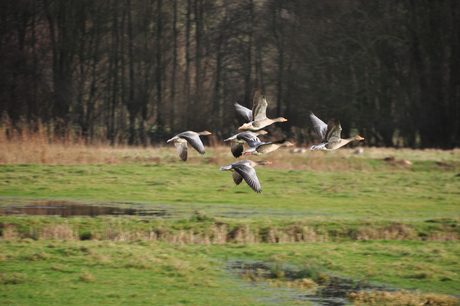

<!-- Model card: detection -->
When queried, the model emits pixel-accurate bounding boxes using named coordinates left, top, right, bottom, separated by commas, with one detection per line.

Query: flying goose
left=243, top=139, right=294, bottom=156
left=224, top=130, right=268, bottom=158
left=167, top=131, right=212, bottom=161
left=220, top=160, right=272, bottom=193
left=307, top=111, right=364, bottom=151
left=234, top=89, right=287, bottom=131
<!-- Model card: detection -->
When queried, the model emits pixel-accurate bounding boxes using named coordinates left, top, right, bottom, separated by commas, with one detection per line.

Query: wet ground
left=0, top=198, right=332, bottom=219
left=226, top=260, right=397, bottom=306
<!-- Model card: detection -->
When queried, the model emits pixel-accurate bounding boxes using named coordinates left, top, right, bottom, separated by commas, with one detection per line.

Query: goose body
left=234, top=89, right=287, bottom=131
left=243, top=139, right=293, bottom=156
left=167, top=131, right=212, bottom=161
left=307, top=111, right=364, bottom=151
left=220, top=160, right=272, bottom=193
left=224, top=130, right=267, bottom=158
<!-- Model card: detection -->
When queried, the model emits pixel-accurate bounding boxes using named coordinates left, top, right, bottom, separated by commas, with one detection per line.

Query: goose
left=234, top=89, right=287, bottom=131
left=307, top=111, right=364, bottom=151
left=167, top=131, right=212, bottom=161
left=224, top=130, right=268, bottom=158
left=220, top=160, right=272, bottom=193
left=243, top=139, right=294, bottom=156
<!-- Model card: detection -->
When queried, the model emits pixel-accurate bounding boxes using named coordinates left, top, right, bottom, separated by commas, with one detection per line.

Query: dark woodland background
left=1, top=0, right=459, bottom=148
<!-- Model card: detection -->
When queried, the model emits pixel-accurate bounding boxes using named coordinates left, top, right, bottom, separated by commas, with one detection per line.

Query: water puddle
left=0, top=200, right=168, bottom=218
left=227, top=260, right=397, bottom=305
left=0, top=198, right=331, bottom=219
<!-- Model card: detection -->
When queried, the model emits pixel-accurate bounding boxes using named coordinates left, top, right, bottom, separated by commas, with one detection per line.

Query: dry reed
left=2, top=118, right=458, bottom=170
left=268, top=278, right=318, bottom=289
left=1, top=222, right=457, bottom=243
left=348, top=290, right=459, bottom=306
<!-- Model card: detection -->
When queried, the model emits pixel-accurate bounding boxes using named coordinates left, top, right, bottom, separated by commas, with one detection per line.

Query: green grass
left=1, top=239, right=459, bottom=305
left=0, top=240, right=278, bottom=306
left=207, top=240, right=460, bottom=296
left=0, top=163, right=458, bottom=219
left=0, top=159, right=459, bottom=304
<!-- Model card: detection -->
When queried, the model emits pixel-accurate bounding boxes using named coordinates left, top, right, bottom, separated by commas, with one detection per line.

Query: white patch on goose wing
left=233, top=102, right=253, bottom=122
left=174, top=140, right=188, bottom=161
left=307, top=112, right=328, bottom=142
left=233, top=165, right=262, bottom=193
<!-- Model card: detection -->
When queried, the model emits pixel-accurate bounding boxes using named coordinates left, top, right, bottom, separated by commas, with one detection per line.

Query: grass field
left=0, top=136, right=459, bottom=305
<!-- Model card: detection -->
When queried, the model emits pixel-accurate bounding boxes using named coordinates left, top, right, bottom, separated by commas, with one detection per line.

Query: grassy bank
left=0, top=140, right=459, bottom=304
left=1, top=238, right=459, bottom=305
left=0, top=163, right=458, bottom=218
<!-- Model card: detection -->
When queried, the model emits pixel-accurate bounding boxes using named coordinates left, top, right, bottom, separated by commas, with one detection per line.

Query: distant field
left=0, top=138, right=459, bottom=305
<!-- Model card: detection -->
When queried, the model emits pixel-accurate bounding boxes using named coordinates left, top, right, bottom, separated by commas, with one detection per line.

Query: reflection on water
left=0, top=198, right=333, bottom=219
left=0, top=200, right=168, bottom=217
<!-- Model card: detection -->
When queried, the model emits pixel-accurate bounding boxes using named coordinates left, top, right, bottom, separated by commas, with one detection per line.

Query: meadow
left=0, top=130, right=459, bottom=305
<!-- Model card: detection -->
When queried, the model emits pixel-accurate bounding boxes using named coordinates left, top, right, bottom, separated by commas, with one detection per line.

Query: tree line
left=1, top=0, right=459, bottom=148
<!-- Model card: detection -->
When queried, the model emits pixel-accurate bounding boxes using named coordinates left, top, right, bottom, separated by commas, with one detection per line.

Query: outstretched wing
left=232, top=171, right=243, bottom=185
left=307, top=111, right=328, bottom=142
left=233, top=102, right=252, bottom=122
left=178, top=132, right=206, bottom=155
left=174, top=140, right=188, bottom=161
left=325, top=116, right=342, bottom=142
left=233, top=164, right=262, bottom=193
left=252, top=89, right=268, bottom=121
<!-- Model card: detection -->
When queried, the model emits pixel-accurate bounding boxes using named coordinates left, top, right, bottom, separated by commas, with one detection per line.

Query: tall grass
left=348, top=290, right=459, bottom=306
left=2, top=220, right=457, bottom=244
left=2, top=119, right=459, bottom=170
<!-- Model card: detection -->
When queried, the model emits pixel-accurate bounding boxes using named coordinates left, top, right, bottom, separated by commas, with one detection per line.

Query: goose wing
left=230, top=140, right=245, bottom=158
left=307, top=111, right=328, bottom=142
left=252, top=89, right=268, bottom=121
left=232, top=171, right=244, bottom=185
left=174, top=140, right=188, bottom=161
left=325, top=116, right=342, bottom=142
left=233, top=102, right=252, bottom=122
left=233, top=163, right=262, bottom=193
left=237, top=132, right=263, bottom=148
left=178, top=132, right=206, bottom=155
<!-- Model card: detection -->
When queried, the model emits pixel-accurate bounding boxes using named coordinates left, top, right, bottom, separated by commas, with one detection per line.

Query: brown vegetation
left=1, top=221, right=457, bottom=245
left=1, top=123, right=459, bottom=171
left=348, top=290, right=459, bottom=306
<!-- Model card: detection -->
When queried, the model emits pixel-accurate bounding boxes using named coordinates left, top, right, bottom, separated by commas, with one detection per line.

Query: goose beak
left=288, top=142, right=294, bottom=146
left=358, top=136, right=364, bottom=140
left=207, top=132, right=212, bottom=135
left=282, top=118, right=288, bottom=122
left=267, top=161, right=272, bottom=164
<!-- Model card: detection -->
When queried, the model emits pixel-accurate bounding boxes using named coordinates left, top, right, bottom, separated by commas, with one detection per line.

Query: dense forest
left=0, top=0, right=459, bottom=148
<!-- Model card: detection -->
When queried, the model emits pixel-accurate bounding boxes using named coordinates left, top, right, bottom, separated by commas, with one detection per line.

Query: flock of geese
left=167, top=89, right=364, bottom=193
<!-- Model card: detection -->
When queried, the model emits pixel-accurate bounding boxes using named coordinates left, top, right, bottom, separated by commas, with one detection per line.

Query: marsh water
left=227, top=260, right=397, bottom=306
left=1, top=198, right=400, bottom=305
left=0, top=198, right=331, bottom=219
